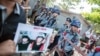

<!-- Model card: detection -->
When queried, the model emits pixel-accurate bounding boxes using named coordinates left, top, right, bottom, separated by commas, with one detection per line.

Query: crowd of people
left=29, top=1, right=82, bottom=56
left=30, top=2, right=60, bottom=30
left=0, top=0, right=100, bottom=56
left=29, top=1, right=100, bottom=56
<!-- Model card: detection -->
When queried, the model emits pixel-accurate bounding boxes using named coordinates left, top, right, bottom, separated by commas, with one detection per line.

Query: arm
left=0, top=40, right=16, bottom=56
left=64, top=36, right=87, bottom=56
left=74, top=37, right=80, bottom=45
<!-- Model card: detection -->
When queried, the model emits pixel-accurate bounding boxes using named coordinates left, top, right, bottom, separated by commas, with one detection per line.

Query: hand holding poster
left=14, top=23, right=53, bottom=53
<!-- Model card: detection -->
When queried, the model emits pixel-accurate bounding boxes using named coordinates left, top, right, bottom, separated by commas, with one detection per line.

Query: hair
left=18, top=35, right=30, bottom=44
left=36, top=36, right=44, bottom=41
left=66, top=17, right=72, bottom=23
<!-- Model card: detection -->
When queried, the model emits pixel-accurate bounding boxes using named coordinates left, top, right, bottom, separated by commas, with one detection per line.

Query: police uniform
left=44, top=17, right=56, bottom=28
left=58, top=18, right=72, bottom=43
left=34, top=11, right=47, bottom=26
left=39, top=14, right=51, bottom=27
left=58, top=19, right=81, bottom=56
left=44, top=7, right=60, bottom=29
left=59, top=30, right=80, bottom=55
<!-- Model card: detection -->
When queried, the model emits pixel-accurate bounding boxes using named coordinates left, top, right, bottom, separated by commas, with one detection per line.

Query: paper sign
left=14, top=23, right=53, bottom=53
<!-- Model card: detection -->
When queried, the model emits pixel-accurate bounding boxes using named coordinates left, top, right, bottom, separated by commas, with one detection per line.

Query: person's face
left=71, top=26, right=78, bottom=33
left=52, top=13, right=58, bottom=18
left=43, top=9, right=47, bottom=13
left=65, top=21, right=70, bottom=25
left=22, top=38, right=28, bottom=42
left=36, top=37, right=43, bottom=43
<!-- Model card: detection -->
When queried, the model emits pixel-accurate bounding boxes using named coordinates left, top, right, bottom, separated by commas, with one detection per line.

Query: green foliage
left=45, top=0, right=80, bottom=10
left=58, top=3, right=68, bottom=10
left=81, top=8, right=100, bottom=33
left=88, top=0, right=100, bottom=6
left=92, top=8, right=100, bottom=12
left=45, top=0, right=54, bottom=7
left=82, top=8, right=100, bottom=24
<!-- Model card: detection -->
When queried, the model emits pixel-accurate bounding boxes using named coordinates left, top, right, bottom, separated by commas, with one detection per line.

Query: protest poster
left=14, top=23, right=53, bottom=53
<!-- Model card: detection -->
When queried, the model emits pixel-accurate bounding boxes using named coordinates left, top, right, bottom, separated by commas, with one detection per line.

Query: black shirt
left=0, top=4, right=26, bottom=43
left=32, top=40, right=43, bottom=50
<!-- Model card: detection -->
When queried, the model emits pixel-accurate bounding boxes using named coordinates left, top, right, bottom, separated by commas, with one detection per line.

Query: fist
left=63, top=36, right=67, bottom=40
left=0, top=40, right=16, bottom=56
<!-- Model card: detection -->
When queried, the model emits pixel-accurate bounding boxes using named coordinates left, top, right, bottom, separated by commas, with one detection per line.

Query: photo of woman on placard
left=31, top=36, right=45, bottom=51
left=28, top=32, right=48, bottom=51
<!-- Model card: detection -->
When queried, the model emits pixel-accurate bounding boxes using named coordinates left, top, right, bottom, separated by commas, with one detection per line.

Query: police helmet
left=71, top=19, right=81, bottom=28
left=66, top=17, right=72, bottom=23
left=52, top=7, right=60, bottom=15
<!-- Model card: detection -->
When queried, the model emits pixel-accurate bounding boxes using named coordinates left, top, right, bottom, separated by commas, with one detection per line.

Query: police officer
left=58, top=17, right=72, bottom=35
left=0, top=0, right=26, bottom=55
left=45, top=7, right=60, bottom=29
left=39, top=8, right=53, bottom=27
left=58, top=19, right=81, bottom=56
left=34, top=7, right=48, bottom=26
left=53, top=17, right=72, bottom=56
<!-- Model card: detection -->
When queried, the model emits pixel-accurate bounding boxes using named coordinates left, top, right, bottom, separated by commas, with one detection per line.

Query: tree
left=81, top=8, right=100, bottom=33
left=92, top=8, right=100, bottom=12
left=44, top=0, right=80, bottom=10
left=88, top=0, right=100, bottom=6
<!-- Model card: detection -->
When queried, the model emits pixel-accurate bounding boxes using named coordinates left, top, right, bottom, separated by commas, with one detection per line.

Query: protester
left=58, top=19, right=81, bottom=56
left=87, top=38, right=100, bottom=56
left=0, top=0, right=26, bottom=55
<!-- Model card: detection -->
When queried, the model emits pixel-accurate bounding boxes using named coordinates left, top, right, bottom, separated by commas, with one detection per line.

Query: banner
left=14, top=23, right=53, bottom=53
